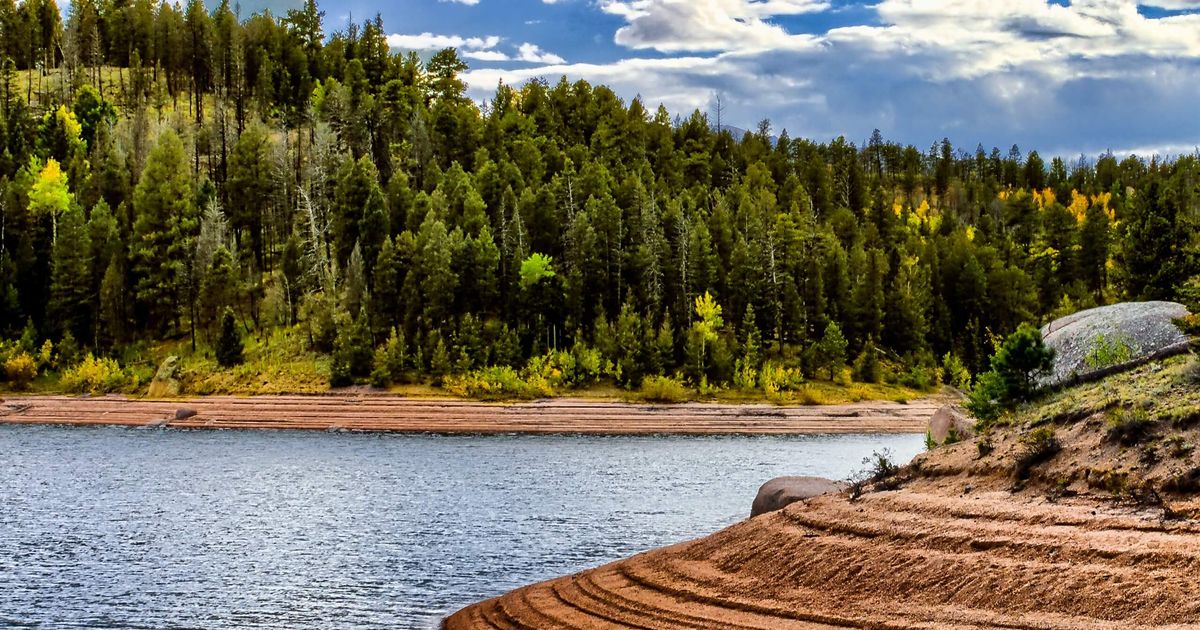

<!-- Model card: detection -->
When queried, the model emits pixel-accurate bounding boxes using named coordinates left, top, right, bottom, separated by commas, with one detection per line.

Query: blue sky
left=244, top=0, right=1200, bottom=157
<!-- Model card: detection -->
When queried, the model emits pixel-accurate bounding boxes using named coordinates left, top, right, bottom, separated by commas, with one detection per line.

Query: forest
left=0, top=0, right=1196, bottom=399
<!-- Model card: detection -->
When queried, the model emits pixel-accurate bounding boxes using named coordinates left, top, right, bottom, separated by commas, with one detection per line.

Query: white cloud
left=387, top=33, right=501, bottom=51
left=439, top=0, right=481, bottom=5
left=515, top=43, right=566, bottom=64
left=464, top=50, right=511, bottom=61
left=599, top=0, right=828, bottom=52
left=461, top=0, right=1200, bottom=154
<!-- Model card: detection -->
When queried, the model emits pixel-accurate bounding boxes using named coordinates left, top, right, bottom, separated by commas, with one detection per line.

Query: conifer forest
left=1, top=0, right=1197, bottom=397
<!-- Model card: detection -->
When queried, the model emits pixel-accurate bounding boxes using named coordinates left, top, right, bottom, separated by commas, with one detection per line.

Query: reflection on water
left=0, top=425, right=923, bottom=628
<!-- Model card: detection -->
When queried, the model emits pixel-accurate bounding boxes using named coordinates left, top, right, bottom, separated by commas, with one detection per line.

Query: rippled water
left=0, top=425, right=923, bottom=628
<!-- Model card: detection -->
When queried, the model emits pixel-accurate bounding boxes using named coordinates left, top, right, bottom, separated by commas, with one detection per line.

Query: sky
left=247, top=0, right=1200, bottom=157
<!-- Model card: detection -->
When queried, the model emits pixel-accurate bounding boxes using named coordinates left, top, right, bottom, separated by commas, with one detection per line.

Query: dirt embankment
left=0, top=395, right=940, bottom=435
left=447, top=475, right=1200, bottom=629
left=446, top=358, right=1200, bottom=629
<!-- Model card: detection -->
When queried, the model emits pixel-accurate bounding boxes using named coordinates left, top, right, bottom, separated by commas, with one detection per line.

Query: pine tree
left=131, top=130, right=198, bottom=334
left=215, top=307, right=243, bottom=367
left=812, top=321, right=848, bottom=381
left=48, top=204, right=92, bottom=342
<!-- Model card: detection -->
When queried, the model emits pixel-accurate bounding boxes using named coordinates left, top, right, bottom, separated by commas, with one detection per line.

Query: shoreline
left=0, top=394, right=941, bottom=435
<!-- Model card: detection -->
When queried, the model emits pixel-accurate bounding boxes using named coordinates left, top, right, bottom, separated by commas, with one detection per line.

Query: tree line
left=0, top=0, right=1197, bottom=392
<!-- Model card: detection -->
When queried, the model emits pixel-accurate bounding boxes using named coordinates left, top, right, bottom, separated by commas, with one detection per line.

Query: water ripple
left=0, top=425, right=922, bottom=628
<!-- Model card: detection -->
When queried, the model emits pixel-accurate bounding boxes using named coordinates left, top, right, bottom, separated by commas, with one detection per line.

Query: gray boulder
left=751, top=476, right=846, bottom=517
left=1041, top=301, right=1190, bottom=388
left=927, top=405, right=974, bottom=444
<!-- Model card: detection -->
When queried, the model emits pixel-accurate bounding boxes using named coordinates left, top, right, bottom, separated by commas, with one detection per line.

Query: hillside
left=446, top=355, right=1200, bottom=628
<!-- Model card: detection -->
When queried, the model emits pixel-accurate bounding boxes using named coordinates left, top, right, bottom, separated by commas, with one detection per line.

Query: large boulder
left=927, top=405, right=974, bottom=445
left=751, top=476, right=846, bottom=517
left=1041, top=301, right=1190, bottom=388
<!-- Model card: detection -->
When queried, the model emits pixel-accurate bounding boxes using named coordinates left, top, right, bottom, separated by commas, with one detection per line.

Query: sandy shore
left=445, top=476, right=1200, bottom=629
left=0, top=395, right=940, bottom=434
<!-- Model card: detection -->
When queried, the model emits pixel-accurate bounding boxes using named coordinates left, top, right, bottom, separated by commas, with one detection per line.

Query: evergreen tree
left=131, top=130, right=198, bottom=334
left=812, top=321, right=848, bottom=381
left=215, top=307, right=243, bottom=367
left=48, top=204, right=92, bottom=342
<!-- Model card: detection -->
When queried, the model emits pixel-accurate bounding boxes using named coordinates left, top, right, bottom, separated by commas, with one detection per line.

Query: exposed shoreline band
left=0, top=395, right=939, bottom=435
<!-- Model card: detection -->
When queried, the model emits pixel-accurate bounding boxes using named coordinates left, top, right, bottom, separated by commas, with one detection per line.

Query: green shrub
left=640, top=375, right=691, bottom=403
left=1105, top=407, right=1156, bottom=446
left=1015, top=426, right=1060, bottom=479
left=4, top=352, right=37, bottom=389
left=733, top=357, right=758, bottom=390
left=759, top=362, right=805, bottom=395
left=942, top=352, right=972, bottom=391
left=443, top=366, right=553, bottom=400
left=56, top=332, right=81, bottom=369
left=1085, top=333, right=1134, bottom=370
left=570, top=342, right=603, bottom=385
left=60, top=353, right=130, bottom=394
left=965, top=369, right=1005, bottom=424
left=853, top=339, right=882, bottom=384
left=899, top=364, right=936, bottom=390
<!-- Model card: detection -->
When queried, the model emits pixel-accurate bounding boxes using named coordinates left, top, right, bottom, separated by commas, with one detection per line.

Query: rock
left=174, top=408, right=197, bottom=420
left=1040, top=301, right=1191, bottom=387
left=147, top=356, right=182, bottom=398
left=751, top=476, right=846, bottom=517
left=928, top=405, right=974, bottom=445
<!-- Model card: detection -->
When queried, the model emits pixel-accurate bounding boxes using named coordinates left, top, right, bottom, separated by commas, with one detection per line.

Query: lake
left=0, top=425, right=923, bottom=629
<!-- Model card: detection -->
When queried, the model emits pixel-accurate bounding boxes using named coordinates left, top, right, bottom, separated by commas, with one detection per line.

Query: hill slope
left=446, top=355, right=1200, bottom=628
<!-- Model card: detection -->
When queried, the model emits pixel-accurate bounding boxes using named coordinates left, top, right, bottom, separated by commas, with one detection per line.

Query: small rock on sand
left=751, top=476, right=847, bottom=517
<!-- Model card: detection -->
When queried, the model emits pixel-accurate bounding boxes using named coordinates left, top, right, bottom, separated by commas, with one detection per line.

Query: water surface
left=0, top=425, right=923, bottom=628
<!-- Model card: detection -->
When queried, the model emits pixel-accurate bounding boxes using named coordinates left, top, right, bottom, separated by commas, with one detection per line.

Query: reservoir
left=0, top=425, right=923, bottom=628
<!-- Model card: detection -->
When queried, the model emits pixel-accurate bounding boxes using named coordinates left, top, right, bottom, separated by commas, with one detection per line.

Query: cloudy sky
left=283, top=0, right=1200, bottom=156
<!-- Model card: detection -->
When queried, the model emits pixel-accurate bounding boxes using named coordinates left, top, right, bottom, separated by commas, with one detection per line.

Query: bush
left=733, top=357, right=758, bottom=391
left=640, top=375, right=691, bottom=403
left=942, top=352, right=972, bottom=391
left=1085, top=333, right=1133, bottom=370
left=443, top=366, right=553, bottom=400
left=853, top=339, right=882, bottom=384
left=60, top=354, right=130, bottom=394
left=965, top=369, right=1005, bottom=424
left=1105, top=407, right=1156, bottom=446
left=56, top=332, right=81, bottom=369
left=4, top=352, right=37, bottom=389
left=759, top=362, right=805, bottom=396
left=570, top=342, right=603, bottom=385
left=1015, top=426, right=1060, bottom=479
left=899, top=364, right=936, bottom=390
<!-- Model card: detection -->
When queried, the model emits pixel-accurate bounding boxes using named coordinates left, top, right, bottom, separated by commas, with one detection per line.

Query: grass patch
left=1105, top=407, right=1157, bottom=446
left=1014, top=426, right=1061, bottom=480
